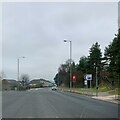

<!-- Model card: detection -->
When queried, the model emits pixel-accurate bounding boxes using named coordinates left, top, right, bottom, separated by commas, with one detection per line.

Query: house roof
left=2, top=79, right=20, bottom=85
left=30, top=79, right=52, bottom=84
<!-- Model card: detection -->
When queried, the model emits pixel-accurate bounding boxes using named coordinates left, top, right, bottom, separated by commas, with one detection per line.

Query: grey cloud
left=2, top=2, right=118, bottom=81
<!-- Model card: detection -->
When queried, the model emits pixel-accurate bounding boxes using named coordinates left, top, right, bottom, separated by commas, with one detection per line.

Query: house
left=2, top=79, right=20, bottom=91
left=29, top=79, right=43, bottom=88
left=0, top=80, right=2, bottom=91
left=2, top=79, right=11, bottom=91
left=7, top=79, right=20, bottom=89
left=30, top=79, right=53, bottom=88
left=40, top=79, right=53, bottom=87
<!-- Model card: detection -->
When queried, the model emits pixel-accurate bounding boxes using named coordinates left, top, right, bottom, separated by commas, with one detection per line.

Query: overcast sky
left=1, top=2, right=118, bottom=81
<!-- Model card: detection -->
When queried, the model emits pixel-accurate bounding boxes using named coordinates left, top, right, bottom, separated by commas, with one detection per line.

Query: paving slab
left=92, top=95, right=120, bottom=104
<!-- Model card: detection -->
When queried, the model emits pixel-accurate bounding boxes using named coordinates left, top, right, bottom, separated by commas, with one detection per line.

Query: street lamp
left=64, top=39, right=72, bottom=89
left=17, top=56, right=25, bottom=81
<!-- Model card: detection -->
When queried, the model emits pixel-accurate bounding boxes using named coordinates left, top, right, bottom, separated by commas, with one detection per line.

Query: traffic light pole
left=96, top=66, right=98, bottom=97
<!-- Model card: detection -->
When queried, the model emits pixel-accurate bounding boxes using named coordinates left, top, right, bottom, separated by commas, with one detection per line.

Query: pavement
left=59, top=88, right=120, bottom=104
left=2, top=88, right=119, bottom=118
left=92, top=95, right=119, bottom=104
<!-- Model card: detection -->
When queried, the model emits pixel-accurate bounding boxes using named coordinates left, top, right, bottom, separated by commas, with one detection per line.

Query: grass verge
left=59, top=86, right=118, bottom=95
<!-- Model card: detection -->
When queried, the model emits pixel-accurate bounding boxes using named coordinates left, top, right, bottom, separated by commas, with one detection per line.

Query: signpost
left=86, top=74, right=92, bottom=81
left=85, top=74, right=92, bottom=88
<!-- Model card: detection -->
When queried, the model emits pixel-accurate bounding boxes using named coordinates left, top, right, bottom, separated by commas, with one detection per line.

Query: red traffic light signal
left=72, top=75, right=76, bottom=81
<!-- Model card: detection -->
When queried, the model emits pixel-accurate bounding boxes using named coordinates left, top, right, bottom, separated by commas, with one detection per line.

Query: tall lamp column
left=64, top=39, right=72, bottom=88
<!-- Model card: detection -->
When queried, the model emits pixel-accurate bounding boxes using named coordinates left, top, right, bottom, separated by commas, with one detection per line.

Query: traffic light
left=72, top=75, right=76, bottom=82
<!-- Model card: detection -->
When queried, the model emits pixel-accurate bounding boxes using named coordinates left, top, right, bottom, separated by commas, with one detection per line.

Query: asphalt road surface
left=0, top=92, right=2, bottom=118
left=2, top=88, right=119, bottom=118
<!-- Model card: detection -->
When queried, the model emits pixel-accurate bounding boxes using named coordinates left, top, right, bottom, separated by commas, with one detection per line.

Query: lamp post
left=64, top=39, right=72, bottom=88
left=17, top=56, right=25, bottom=81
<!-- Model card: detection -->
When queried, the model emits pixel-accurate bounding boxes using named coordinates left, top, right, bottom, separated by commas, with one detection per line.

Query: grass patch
left=59, top=86, right=113, bottom=93
left=109, top=90, right=120, bottom=95
left=98, top=86, right=111, bottom=92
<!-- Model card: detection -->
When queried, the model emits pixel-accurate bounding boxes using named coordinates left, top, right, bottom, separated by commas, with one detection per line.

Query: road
left=2, top=88, right=119, bottom=118
left=0, top=91, right=2, bottom=119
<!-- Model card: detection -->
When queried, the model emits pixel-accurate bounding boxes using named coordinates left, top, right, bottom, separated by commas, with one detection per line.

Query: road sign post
left=90, top=80, right=91, bottom=88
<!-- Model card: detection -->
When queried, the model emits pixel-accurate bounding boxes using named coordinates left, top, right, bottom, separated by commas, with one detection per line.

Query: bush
left=18, top=86, right=26, bottom=91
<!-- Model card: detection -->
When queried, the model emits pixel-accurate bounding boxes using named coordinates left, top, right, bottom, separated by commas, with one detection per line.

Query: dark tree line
left=104, top=29, right=120, bottom=82
left=54, top=29, right=120, bottom=88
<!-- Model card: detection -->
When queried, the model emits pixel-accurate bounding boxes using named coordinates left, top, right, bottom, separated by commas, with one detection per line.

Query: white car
left=51, top=86, right=57, bottom=90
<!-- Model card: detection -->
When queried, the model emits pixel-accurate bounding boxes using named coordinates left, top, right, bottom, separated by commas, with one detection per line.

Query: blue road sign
left=86, top=74, right=92, bottom=81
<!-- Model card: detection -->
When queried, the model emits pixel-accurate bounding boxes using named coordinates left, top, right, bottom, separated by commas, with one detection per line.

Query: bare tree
left=20, top=74, right=30, bottom=86
left=0, top=71, right=6, bottom=80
